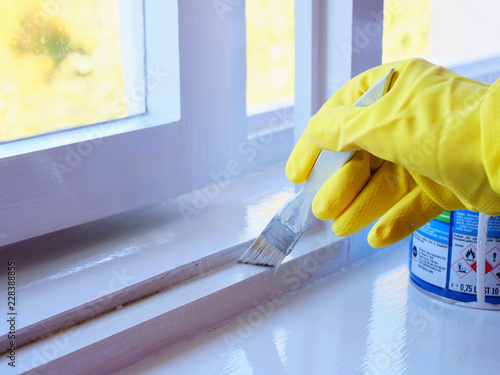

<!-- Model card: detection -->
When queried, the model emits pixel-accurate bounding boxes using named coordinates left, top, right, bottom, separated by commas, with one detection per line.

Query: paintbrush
left=239, top=69, right=395, bottom=266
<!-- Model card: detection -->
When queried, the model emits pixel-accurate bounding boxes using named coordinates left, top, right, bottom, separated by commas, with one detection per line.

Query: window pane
left=383, top=0, right=500, bottom=67
left=0, top=0, right=144, bottom=143
left=246, top=0, right=294, bottom=115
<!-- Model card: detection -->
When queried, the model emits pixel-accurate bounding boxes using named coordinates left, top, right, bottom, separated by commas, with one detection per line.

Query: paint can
left=409, top=210, right=500, bottom=309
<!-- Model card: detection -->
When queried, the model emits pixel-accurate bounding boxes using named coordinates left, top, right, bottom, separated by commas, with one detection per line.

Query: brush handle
left=279, top=69, right=395, bottom=233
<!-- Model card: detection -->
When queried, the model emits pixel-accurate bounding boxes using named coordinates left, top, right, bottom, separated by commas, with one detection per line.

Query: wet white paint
left=0, top=162, right=295, bottom=349
left=114, top=243, right=500, bottom=375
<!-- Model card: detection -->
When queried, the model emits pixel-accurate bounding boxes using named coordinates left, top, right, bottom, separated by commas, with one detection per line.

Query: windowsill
left=449, top=54, right=500, bottom=84
left=0, top=161, right=393, bottom=373
left=0, top=163, right=286, bottom=347
left=113, top=239, right=500, bottom=375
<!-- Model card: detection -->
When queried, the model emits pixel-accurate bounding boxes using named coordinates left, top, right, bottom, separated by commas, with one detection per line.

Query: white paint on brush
left=239, top=69, right=396, bottom=266
left=476, top=212, right=490, bottom=305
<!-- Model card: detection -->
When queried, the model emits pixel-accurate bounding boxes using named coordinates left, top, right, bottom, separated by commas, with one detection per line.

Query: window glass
left=383, top=0, right=500, bottom=67
left=0, top=0, right=144, bottom=143
left=246, top=0, right=294, bottom=115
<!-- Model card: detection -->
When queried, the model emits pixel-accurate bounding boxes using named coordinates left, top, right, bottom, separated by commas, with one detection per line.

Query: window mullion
left=178, top=0, right=246, bottom=191
left=294, top=0, right=321, bottom=139
left=351, top=0, right=383, bottom=77
left=118, top=0, right=146, bottom=117
left=294, top=0, right=383, bottom=140
left=229, top=2, right=249, bottom=161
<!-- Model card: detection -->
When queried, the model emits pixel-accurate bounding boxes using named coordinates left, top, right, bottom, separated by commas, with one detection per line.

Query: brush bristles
left=238, top=235, right=286, bottom=267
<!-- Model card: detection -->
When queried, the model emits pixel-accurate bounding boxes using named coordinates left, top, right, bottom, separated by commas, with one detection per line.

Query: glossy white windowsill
left=114, top=241, right=500, bottom=375
left=0, top=161, right=386, bottom=374
left=0, top=163, right=294, bottom=348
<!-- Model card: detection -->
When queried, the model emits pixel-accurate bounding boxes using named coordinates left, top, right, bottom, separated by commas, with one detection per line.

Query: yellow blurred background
left=1, top=0, right=438, bottom=143
left=246, top=0, right=295, bottom=113
left=245, top=0, right=433, bottom=114
left=0, top=0, right=126, bottom=143
left=382, top=0, right=431, bottom=64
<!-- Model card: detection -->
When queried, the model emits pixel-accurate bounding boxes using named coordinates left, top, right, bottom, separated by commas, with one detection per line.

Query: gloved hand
left=286, top=58, right=500, bottom=247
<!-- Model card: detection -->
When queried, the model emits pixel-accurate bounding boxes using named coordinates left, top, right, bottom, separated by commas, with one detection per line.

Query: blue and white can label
left=409, top=210, right=500, bottom=305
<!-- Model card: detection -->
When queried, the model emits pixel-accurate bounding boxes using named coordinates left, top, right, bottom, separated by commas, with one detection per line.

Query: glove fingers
left=332, top=162, right=411, bottom=237
left=312, top=151, right=371, bottom=220
left=285, top=131, right=322, bottom=184
left=407, top=169, right=465, bottom=210
left=367, top=186, right=444, bottom=248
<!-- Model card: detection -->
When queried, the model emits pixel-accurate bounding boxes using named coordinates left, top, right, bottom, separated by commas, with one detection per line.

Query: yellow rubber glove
left=286, top=58, right=500, bottom=248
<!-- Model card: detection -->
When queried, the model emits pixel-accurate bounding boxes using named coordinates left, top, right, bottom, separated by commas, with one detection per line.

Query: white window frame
left=6, top=1, right=500, bottom=371
left=0, top=1, right=182, bottom=246
left=0, top=0, right=384, bottom=248
left=0, top=0, right=388, bottom=371
left=0, top=0, right=308, bottom=248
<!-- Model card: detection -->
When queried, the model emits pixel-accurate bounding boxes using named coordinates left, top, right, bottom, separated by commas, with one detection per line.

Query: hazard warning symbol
left=461, top=245, right=477, bottom=265
left=486, top=247, right=500, bottom=268
left=449, top=238, right=500, bottom=296
left=452, top=258, right=473, bottom=278
left=487, top=247, right=500, bottom=282
left=456, top=245, right=500, bottom=279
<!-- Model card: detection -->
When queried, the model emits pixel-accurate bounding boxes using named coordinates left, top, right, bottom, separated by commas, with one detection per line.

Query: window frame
left=0, top=0, right=183, bottom=246
left=6, top=1, right=500, bottom=371
left=294, top=0, right=383, bottom=138
left=0, top=0, right=298, bottom=248
left=0, top=0, right=384, bottom=250
left=0, top=0, right=388, bottom=370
